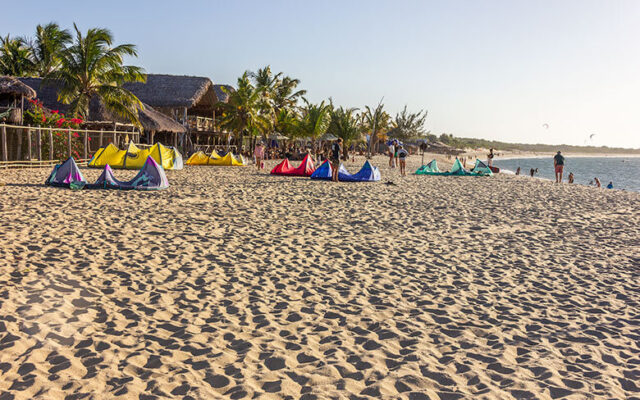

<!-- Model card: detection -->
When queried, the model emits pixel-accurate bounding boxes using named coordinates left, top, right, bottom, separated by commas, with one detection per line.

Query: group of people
left=388, top=139, right=409, bottom=176
left=513, top=151, right=614, bottom=189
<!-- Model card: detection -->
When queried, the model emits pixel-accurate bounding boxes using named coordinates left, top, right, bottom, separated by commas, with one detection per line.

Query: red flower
left=88, top=137, right=92, bottom=141
left=52, top=110, right=59, bottom=114
left=72, top=132, right=79, bottom=138
left=56, top=118, right=66, bottom=127
left=41, top=115, right=46, bottom=123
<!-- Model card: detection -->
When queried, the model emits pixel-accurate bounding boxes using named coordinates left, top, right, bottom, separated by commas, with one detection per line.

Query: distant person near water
left=488, top=148, right=494, bottom=167
left=554, top=151, right=565, bottom=183
left=607, top=181, right=613, bottom=189
left=515, top=167, right=521, bottom=176
left=594, top=177, right=601, bottom=188
left=254, top=141, right=265, bottom=170
left=568, top=172, right=574, bottom=183
left=331, top=138, right=343, bottom=182
left=530, top=168, right=538, bottom=177
left=398, top=145, right=408, bottom=176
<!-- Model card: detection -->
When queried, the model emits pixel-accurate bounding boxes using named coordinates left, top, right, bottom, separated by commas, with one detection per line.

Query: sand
left=0, top=154, right=639, bottom=400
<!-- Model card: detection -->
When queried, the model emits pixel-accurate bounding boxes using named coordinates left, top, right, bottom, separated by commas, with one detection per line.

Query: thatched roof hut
left=122, top=74, right=232, bottom=118
left=0, top=76, right=37, bottom=100
left=18, top=77, right=185, bottom=135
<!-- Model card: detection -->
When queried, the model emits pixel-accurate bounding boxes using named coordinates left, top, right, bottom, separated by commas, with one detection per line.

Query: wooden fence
left=0, top=123, right=140, bottom=168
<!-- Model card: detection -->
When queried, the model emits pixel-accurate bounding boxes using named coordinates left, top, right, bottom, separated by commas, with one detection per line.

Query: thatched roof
left=213, top=84, right=234, bottom=103
left=123, top=74, right=233, bottom=115
left=0, top=76, right=37, bottom=99
left=19, top=77, right=185, bottom=134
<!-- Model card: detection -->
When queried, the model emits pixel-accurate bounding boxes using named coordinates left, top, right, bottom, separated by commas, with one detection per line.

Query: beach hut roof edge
left=0, top=76, right=37, bottom=99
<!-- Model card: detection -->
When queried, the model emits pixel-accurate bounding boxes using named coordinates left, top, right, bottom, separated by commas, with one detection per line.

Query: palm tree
left=24, top=23, right=72, bottom=77
left=361, top=102, right=391, bottom=158
left=330, top=106, right=361, bottom=157
left=298, top=100, right=332, bottom=157
left=274, top=108, right=300, bottom=139
left=47, top=24, right=146, bottom=128
left=216, top=71, right=271, bottom=150
left=273, top=76, right=306, bottom=112
left=0, top=35, right=35, bottom=76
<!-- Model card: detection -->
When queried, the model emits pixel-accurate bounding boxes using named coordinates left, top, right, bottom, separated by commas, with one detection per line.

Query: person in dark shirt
left=568, top=172, right=574, bottom=183
left=553, top=151, right=565, bottom=183
left=331, top=138, right=342, bottom=182
left=397, top=145, right=409, bottom=176
left=607, top=181, right=613, bottom=189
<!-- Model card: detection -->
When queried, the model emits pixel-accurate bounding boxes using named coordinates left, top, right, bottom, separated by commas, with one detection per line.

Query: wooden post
left=67, top=128, right=72, bottom=158
left=173, top=132, right=178, bottom=148
left=83, top=129, right=88, bottom=159
left=16, top=126, right=22, bottom=160
left=27, top=125, right=32, bottom=160
left=99, top=128, right=104, bottom=148
left=49, top=129, right=53, bottom=160
left=112, top=128, right=117, bottom=147
left=37, top=127, right=42, bottom=161
left=1, top=125, right=7, bottom=162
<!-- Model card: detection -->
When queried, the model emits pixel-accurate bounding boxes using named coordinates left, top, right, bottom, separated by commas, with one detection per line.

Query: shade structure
left=89, top=142, right=183, bottom=170
left=88, top=156, right=169, bottom=190
left=337, top=160, right=381, bottom=182
left=310, top=160, right=333, bottom=180
left=270, top=154, right=315, bottom=177
left=45, top=157, right=87, bottom=188
left=186, top=150, right=243, bottom=166
left=415, top=159, right=440, bottom=175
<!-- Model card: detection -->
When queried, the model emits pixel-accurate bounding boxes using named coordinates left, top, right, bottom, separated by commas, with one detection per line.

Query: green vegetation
left=436, top=134, right=640, bottom=154
left=1, top=22, right=146, bottom=128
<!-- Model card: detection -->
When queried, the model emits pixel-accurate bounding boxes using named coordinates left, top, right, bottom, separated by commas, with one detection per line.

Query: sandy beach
left=1, top=154, right=639, bottom=399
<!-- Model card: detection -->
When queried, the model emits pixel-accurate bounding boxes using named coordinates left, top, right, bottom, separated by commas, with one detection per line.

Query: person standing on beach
left=516, top=167, right=521, bottom=176
left=331, top=138, right=342, bottom=182
left=553, top=151, right=565, bottom=183
left=397, top=145, right=408, bottom=176
left=594, top=177, right=601, bottom=188
left=607, top=181, right=613, bottom=189
left=487, top=148, right=494, bottom=166
left=568, top=172, right=574, bottom=183
left=388, top=141, right=395, bottom=167
left=393, top=140, right=400, bottom=168
left=254, top=141, right=265, bottom=170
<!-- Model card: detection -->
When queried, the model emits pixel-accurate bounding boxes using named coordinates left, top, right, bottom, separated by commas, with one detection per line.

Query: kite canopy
left=416, top=158, right=493, bottom=176
left=186, top=150, right=242, bottom=166
left=47, top=156, right=169, bottom=190
left=89, top=142, right=183, bottom=170
left=338, top=160, right=381, bottom=182
left=415, top=159, right=440, bottom=175
left=271, top=154, right=315, bottom=176
left=470, top=159, right=494, bottom=176
left=310, top=160, right=333, bottom=180
left=45, top=157, right=87, bottom=188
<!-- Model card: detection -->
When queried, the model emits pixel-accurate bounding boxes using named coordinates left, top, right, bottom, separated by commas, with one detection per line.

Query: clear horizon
left=3, top=0, right=639, bottom=148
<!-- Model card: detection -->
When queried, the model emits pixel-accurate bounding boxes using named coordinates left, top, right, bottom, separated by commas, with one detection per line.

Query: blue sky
left=3, top=0, right=640, bottom=148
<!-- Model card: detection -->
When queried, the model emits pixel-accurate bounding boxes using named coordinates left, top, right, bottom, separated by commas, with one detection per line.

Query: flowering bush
left=24, top=99, right=85, bottom=160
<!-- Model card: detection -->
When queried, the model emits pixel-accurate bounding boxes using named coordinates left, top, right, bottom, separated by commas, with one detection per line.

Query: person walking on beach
left=568, top=172, right=574, bottom=183
left=331, top=138, right=342, bottom=182
left=397, top=145, right=408, bottom=176
left=487, top=148, right=495, bottom=167
left=553, top=151, right=565, bottom=183
left=254, top=141, right=265, bottom=170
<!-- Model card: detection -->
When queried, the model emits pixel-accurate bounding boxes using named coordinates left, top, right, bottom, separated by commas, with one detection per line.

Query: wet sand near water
left=0, top=154, right=639, bottom=399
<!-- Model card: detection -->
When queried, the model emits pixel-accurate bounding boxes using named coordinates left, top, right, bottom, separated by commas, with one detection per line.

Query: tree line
left=1, top=22, right=429, bottom=150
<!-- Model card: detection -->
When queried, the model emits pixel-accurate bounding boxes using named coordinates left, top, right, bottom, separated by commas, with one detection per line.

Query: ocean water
left=492, top=156, right=640, bottom=192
